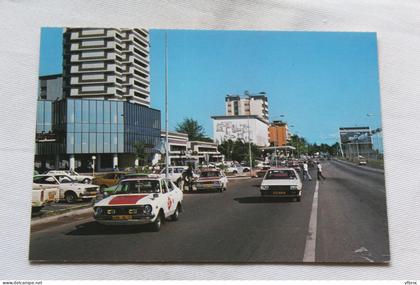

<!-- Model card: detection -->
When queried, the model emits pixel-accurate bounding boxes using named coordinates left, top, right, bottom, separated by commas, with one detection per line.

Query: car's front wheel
left=65, top=192, right=77, bottom=203
left=171, top=205, right=180, bottom=221
left=151, top=212, right=164, bottom=232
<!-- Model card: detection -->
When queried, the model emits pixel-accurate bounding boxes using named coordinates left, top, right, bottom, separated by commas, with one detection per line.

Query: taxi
left=260, top=168, right=302, bottom=201
left=93, top=177, right=183, bottom=231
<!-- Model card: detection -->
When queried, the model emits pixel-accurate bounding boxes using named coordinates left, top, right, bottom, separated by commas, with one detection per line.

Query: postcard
left=30, top=27, right=389, bottom=263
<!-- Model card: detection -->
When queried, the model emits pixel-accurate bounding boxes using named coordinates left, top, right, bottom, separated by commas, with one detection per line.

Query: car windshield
left=200, top=171, right=220, bottom=178
left=114, top=180, right=161, bottom=194
left=55, top=175, right=75, bottom=183
left=265, top=170, right=297, bottom=180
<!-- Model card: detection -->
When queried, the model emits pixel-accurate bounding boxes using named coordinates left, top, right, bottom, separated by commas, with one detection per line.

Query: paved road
left=29, top=160, right=389, bottom=263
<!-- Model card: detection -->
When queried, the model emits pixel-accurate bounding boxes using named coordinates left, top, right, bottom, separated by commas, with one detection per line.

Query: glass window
left=97, top=123, right=103, bottom=132
left=36, top=101, right=44, bottom=133
left=44, top=102, right=52, bottom=132
left=103, top=133, right=110, bottom=153
left=67, top=133, right=74, bottom=154
left=161, top=180, right=168, bottom=194
left=82, top=100, right=89, bottom=124
left=75, top=132, right=82, bottom=153
left=75, top=100, right=82, bottom=123
left=96, top=133, right=103, bottom=153
left=104, top=123, right=110, bottom=133
left=117, top=102, right=124, bottom=124
left=89, top=100, right=96, bottom=123
left=89, top=133, right=96, bottom=153
left=82, top=133, right=89, bottom=153
left=111, top=133, right=118, bottom=153
left=97, top=100, right=103, bottom=123
left=103, top=101, right=110, bottom=123
left=67, top=99, right=74, bottom=123
left=111, top=102, right=118, bottom=124
left=75, top=123, right=82, bottom=132
left=118, top=133, right=124, bottom=153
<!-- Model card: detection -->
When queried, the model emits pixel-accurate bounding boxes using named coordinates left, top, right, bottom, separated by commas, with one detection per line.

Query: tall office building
left=63, top=28, right=150, bottom=106
left=225, top=91, right=269, bottom=122
left=34, top=28, right=160, bottom=171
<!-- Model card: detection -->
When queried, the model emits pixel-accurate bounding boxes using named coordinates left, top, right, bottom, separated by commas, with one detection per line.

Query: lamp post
left=247, top=115, right=253, bottom=172
left=91, top=155, right=96, bottom=178
left=164, top=32, right=169, bottom=179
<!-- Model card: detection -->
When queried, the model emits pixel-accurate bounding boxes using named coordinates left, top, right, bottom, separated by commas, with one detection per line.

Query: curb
left=31, top=206, right=93, bottom=227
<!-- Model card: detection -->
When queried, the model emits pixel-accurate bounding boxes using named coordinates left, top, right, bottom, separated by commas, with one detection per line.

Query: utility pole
left=165, top=32, right=169, bottom=179
left=247, top=115, right=253, bottom=171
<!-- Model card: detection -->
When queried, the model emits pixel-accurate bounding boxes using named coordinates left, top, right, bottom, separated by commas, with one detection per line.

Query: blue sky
left=39, top=28, right=382, bottom=144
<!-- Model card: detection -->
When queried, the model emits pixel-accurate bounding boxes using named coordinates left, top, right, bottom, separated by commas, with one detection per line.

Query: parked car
left=33, top=174, right=99, bottom=203
left=101, top=173, right=151, bottom=197
left=93, top=177, right=183, bottom=231
left=159, top=166, right=199, bottom=185
left=92, top=172, right=129, bottom=191
left=32, top=185, right=60, bottom=213
left=194, top=169, right=228, bottom=192
left=46, top=170, right=94, bottom=184
left=359, top=160, right=367, bottom=166
left=260, top=168, right=303, bottom=201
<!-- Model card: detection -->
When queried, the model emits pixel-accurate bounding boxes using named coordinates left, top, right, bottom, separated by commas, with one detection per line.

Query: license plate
left=112, top=215, right=132, bottom=220
left=272, top=191, right=286, bottom=195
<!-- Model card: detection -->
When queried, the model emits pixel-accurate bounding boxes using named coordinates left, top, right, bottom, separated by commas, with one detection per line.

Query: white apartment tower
left=63, top=28, right=151, bottom=106
left=225, top=92, right=269, bottom=122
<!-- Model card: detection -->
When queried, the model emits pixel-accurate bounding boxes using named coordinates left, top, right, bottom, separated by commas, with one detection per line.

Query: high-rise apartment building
left=269, top=120, right=289, bottom=146
left=63, top=28, right=150, bottom=106
left=225, top=92, right=269, bottom=122
left=34, top=27, right=160, bottom=172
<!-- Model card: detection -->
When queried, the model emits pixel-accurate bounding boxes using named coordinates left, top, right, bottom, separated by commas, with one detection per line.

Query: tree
left=217, top=139, right=261, bottom=165
left=175, top=118, right=209, bottom=141
left=133, top=141, right=151, bottom=167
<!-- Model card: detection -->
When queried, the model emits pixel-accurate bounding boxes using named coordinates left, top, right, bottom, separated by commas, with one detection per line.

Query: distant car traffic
left=194, top=169, right=228, bottom=192
left=33, top=174, right=99, bottom=203
left=46, top=170, right=94, bottom=184
left=225, top=163, right=250, bottom=174
left=93, top=177, right=183, bottom=231
left=260, top=168, right=303, bottom=201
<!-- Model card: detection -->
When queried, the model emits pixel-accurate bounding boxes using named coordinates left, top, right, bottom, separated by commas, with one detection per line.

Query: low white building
left=156, top=131, right=224, bottom=165
left=212, top=115, right=269, bottom=146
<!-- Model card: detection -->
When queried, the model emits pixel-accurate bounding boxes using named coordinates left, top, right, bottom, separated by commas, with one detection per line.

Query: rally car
left=194, top=169, right=228, bottom=192
left=93, top=177, right=183, bottom=231
left=260, top=168, right=303, bottom=201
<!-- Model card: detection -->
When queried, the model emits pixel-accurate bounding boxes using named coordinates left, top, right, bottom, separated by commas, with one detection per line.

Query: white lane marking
left=303, top=180, right=319, bottom=262
left=362, top=256, right=374, bottom=263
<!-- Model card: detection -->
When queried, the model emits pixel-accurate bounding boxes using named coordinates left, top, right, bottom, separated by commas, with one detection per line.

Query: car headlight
left=103, top=192, right=109, bottom=197
left=94, top=207, right=103, bottom=216
left=290, top=185, right=298, bottom=190
left=143, top=204, right=152, bottom=214
left=260, top=185, right=269, bottom=190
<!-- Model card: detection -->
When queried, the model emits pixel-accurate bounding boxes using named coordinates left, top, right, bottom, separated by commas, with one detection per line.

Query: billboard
left=339, top=127, right=372, bottom=144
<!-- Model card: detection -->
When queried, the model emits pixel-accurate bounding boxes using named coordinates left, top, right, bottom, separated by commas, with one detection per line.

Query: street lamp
left=247, top=115, right=253, bottom=172
left=91, top=155, right=96, bottom=177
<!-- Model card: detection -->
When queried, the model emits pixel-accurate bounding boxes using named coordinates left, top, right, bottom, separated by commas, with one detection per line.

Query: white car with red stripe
left=93, top=177, right=183, bottom=231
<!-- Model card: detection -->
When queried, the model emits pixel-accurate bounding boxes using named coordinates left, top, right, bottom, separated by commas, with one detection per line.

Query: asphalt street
left=29, top=160, right=389, bottom=263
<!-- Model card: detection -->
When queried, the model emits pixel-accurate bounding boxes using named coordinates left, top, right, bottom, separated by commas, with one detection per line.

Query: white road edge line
left=303, top=180, right=319, bottom=262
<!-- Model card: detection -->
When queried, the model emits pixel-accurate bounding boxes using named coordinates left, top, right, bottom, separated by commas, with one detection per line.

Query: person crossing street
left=303, top=161, right=312, bottom=181
left=316, top=161, right=326, bottom=180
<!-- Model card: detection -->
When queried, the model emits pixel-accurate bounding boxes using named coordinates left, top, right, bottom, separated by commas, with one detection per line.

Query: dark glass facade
left=35, top=98, right=161, bottom=156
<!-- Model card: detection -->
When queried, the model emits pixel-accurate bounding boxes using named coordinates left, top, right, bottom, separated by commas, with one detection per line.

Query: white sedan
left=46, top=170, right=94, bottom=184
left=33, top=174, right=99, bottom=203
left=260, top=168, right=303, bottom=201
left=93, top=177, right=183, bottom=231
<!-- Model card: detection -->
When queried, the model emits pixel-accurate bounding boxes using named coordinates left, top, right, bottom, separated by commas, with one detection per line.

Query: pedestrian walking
left=316, top=162, right=326, bottom=180
left=182, top=165, right=194, bottom=192
left=303, top=161, right=312, bottom=181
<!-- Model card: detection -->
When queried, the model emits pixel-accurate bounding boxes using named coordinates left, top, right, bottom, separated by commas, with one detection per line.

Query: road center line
left=303, top=180, right=319, bottom=262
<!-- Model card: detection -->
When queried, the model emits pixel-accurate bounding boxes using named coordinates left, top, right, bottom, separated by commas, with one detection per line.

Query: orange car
left=93, top=172, right=128, bottom=191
